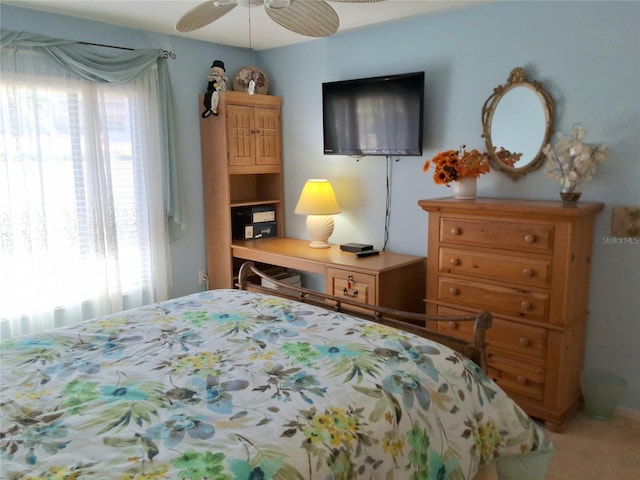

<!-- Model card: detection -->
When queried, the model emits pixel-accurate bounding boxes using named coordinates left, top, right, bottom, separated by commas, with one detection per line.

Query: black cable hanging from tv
left=381, top=155, right=393, bottom=252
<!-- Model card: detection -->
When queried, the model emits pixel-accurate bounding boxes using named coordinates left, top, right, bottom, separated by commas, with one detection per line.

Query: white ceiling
left=3, top=0, right=489, bottom=50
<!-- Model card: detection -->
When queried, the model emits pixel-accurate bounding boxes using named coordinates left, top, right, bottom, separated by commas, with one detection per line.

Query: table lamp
left=294, top=179, right=341, bottom=248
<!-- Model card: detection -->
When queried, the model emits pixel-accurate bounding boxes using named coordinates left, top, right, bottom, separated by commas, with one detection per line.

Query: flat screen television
left=322, top=71, right=425, bottom=156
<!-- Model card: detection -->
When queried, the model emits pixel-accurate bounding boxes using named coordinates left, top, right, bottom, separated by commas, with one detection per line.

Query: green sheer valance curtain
left=0, top=29, right=182, bottom=225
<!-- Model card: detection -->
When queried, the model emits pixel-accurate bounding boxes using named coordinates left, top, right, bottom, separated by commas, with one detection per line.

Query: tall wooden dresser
left=418, top=197, right=604, bottom=431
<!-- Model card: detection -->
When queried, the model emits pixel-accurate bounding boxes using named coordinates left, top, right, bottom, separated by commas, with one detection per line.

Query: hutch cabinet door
left=226, top=104, right=256, bottom=166
left=254, top=107, right=281, bottom=166
left=226, top=104, right=281, bottom=167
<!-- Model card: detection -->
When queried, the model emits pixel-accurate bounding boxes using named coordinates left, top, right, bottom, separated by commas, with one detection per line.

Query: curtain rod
left=79, top=41, right=176, bottom=59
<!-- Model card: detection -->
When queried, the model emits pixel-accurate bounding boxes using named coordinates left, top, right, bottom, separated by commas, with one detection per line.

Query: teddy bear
left=202, top=60, right=227, bottom=118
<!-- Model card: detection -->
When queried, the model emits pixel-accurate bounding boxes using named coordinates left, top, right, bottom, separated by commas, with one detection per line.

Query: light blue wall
left=2, top=1, right=638, bottom=411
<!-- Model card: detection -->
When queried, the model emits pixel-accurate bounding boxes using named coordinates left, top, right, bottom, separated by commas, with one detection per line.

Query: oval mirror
left=482, top=67, right=554, bottom=180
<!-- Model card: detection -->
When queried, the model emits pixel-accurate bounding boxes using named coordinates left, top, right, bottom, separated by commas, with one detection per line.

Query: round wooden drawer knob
left=520, top=301, right=531, bottom=311
left=522, top=268, right=533, bottom=277
left=517, top=376, right=527, bottom=385
left=449, top=287, right=460, bottom=296
left=524, top=234, right=536, bottom=243
left=450, top=258, right=461, bottom=266
left=450, top=227, right=461, bottom=236
left=519, top=337, right=530, bottom=347
left=448, top=321, right=458, bottom=330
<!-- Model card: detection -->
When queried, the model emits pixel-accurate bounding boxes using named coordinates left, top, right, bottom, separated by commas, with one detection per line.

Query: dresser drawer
left=435, top=306, right=547, bottom=360
left=486, top=319, right=546, bottom=360
left=326, top=268, right=375, bottom=306
left=440, top=218, right=554, bottom=253
left=487, top=354, right=545, bottom=401
left=438, top=277, right=549, bottom=321
left=433, top=306, right=477, bottom=340
left=439, top=247, right=552, bottom=288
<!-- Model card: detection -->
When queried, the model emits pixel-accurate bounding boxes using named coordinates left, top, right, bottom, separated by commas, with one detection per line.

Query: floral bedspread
left=1, top=289, right=551, bottom=479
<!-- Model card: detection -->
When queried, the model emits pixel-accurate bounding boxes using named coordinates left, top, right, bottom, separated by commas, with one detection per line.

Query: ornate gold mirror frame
left=482, top=67, right=554, bottom=180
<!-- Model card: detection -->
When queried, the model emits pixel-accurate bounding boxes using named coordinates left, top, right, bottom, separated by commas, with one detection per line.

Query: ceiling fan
left=176, top=0, right=385, bottom=38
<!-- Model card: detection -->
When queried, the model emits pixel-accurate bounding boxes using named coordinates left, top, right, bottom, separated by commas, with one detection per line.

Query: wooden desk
left=232, top=237, right=426, bottom=312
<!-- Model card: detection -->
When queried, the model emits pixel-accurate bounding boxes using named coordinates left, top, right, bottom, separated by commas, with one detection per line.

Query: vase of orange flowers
left=452, top=176, right=477, bottom=199
left=423, top=145, right=490, bottom=199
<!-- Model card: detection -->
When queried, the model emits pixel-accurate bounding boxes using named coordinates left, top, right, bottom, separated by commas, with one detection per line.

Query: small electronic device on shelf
left=356, top=249, right=380, bottom=258
left=340, top=242, right=374, bottom=252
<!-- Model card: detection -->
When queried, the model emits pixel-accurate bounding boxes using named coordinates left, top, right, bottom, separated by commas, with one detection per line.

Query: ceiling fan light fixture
left=265, top=0, right=291, bottom=9
left=237, top=0, right=266, bottom=6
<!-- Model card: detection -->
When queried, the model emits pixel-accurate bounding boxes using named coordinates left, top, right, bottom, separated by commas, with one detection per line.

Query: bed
left=0, top=262, right=552, bottom=480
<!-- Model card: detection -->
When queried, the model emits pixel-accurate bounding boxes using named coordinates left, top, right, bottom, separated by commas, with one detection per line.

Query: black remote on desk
left=356, top=249, right=380, bottom=258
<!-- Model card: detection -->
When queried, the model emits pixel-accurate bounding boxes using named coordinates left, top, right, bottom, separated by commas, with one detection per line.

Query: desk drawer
left=438, top=277, right=549, bottom=321
left=440, top=218, right=554, bottom=253
left=439, top=247, right=551, bottom=288
left=327, top=268, right=375, bottom=306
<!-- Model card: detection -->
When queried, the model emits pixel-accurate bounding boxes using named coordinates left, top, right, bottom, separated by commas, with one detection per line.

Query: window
left=0, top=53, right=170, bottom=338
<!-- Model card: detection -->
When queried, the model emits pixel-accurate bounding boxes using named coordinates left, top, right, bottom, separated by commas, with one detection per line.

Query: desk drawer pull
left=449, top=287, right=460, bottom=296
left=343, top=275, right=358, bottom=298
left=519, top=337, right=530, bottom=347
left=450, top=258, right=461, bottom=266
left=524, top=234, right=536, bottom=244
left=342, top=287, right=358, bottom=298
left=522, top=268, right=533, bottom=277
left=520, top=301, right=531, bottom=311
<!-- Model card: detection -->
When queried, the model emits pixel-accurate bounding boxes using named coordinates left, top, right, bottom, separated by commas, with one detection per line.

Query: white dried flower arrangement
left=543, top=124, right=608, bottom=190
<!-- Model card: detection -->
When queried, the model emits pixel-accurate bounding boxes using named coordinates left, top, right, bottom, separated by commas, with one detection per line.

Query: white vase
left=453, top=177, right=477, bottom=199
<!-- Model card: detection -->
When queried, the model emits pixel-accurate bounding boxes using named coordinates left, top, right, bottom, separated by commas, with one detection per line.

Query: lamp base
left=308, top=240, right=331, bottom=249
left=306, top=214, right=334, bottom=249
left=309, top=240, right=331, bottom=248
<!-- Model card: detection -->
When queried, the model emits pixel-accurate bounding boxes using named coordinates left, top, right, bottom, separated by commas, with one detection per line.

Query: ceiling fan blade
left=266, top=0, right=339, bottom=37
left=176, top=1, right=237, bottom=33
